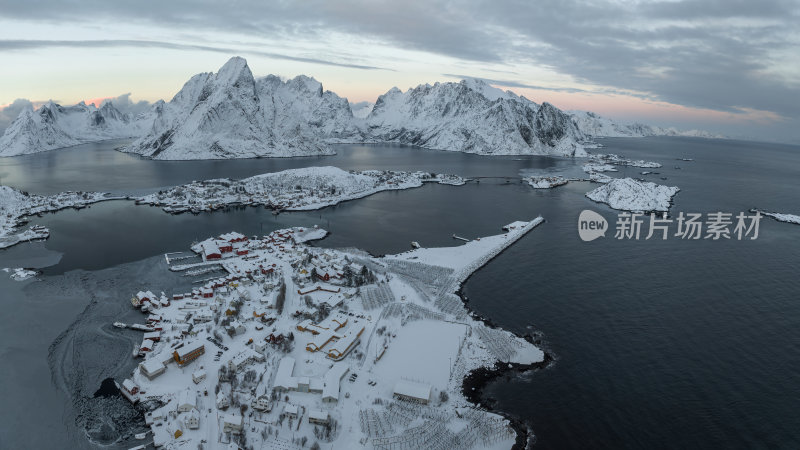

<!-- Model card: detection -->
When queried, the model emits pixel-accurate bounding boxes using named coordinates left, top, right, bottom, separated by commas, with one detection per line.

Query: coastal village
left=135, top=167, right=466, bottom=214
left=115, top=219, right=545, bottom=450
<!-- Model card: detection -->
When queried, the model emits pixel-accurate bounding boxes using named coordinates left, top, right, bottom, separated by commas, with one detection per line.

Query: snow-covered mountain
left=256, top=74, right=365, bottom=143
left=0, top=101, right=148, bottom=156
left=570, top=111, right=724, bottom=139
left=0, top=57, right=724, bottom=160
left=122, top=58, right=362, bottom=160
left=367, top=79, right=587, bottom=156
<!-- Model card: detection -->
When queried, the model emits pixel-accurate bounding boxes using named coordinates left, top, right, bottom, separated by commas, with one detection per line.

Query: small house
left=393, top=380, right=432, bottom=405
left=283, top=404, right=298, bottom=419
left=222, top=413, right=243, bottom=434
left=139, top=359, right=166, bottom=380
left=185, top=408, right=200, bottom=429
left=308, top=409, right=329, bottom=425
left=252, top=395, right=272, bottom=412
left=177, top=390, right=196, bottom=412
left=216, top=391, right=229, bottom=409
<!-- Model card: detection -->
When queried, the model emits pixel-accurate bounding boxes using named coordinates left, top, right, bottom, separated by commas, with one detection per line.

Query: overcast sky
left=1, top=0, right=798, bottom=142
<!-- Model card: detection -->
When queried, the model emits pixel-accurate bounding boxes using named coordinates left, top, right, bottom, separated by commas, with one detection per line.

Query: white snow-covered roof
left=274, top=356, right=297, bottom=390
left=143, top=331, right=160, bottom=340
left=229, top=348, right=259, bottom=368
left=178, top=389, right=195, bottom=407
left=393, top=380, right=431, bottom=402
left=327, top=325, right=364, bottom=359
left=139, top=359, right=165, bottom=376
left=219, top=232, right=243, bottom=242
left=308, top=409, right=328, bottom=421
left=137, top=290, right=155, bottom=300
left=122, top=379, right=137, bottom=392
left=322, top=364, right=349, bottom=400
left=308, top=328, right=337, bottom=352
left=284, top=404, right=298, bottom=415
left=176, top=341, right=204, bottom=359
left=223, top=413, right=243, bottom=426
left=201, top=240, right=221, bottom=255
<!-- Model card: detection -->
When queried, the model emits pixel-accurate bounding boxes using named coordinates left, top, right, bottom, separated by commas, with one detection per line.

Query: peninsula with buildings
left=116, top=219, right=544, bottom=449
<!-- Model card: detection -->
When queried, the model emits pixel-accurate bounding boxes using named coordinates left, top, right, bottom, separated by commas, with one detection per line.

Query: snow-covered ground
left=524, top=176, right=569, bottom=189
left=754, top=210, right=800, bottom=225
left=137, top=167, right=466, bottom=213
left=116, top=219, right=543, bottom=449
left=585, top=178, right=680, bottom=212
left=0, top=185, right=117, bottom=249
left=582, top=163, right=618, bottom=174
left=5, top=267, right=38, bottom=281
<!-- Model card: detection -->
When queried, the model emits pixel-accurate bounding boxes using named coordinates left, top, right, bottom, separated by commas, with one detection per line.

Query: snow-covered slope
left=349, top=101, right=374, bottom=119
left=586, top=177, right=679, bottom=212
left=122, top=58, right=361, bottom=160
left=0, top=101, right=148, bottom=156
left=367, top=79, right=587, bottom=156
left=570, top=111, right=724, bottom=139
left=256, top=75, right=365, bottom=143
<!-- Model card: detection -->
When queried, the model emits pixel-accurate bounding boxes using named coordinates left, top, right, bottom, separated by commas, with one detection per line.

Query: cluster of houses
left=117, top=228, right=381, bottom=447
left=197, top=231, right=250, bottom=261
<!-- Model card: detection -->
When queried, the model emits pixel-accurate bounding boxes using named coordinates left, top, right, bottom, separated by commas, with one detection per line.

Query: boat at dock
left=113, top=322, right=126, bottom=328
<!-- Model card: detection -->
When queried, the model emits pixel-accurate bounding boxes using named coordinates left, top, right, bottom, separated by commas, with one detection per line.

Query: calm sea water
left=0, top=137, right=798, bottom=449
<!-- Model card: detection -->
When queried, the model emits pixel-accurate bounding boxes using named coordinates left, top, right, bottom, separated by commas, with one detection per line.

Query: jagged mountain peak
left=285, top=75, right=324, bottom=96
left=213, top=56, right=255, bottom=91
left=367, top=79, right=586, bottom=156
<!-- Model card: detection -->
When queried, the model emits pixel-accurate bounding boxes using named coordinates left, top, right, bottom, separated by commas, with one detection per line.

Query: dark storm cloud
left=2, top=0, right=798, bottom=118
left=0, top=39, right=388, bottom=71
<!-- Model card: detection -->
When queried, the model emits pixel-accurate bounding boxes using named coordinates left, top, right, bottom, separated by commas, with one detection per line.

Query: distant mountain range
left=568, top=111, right=724, bottom=139
left=0, top=57, right=723, bottom=159
left=0, top=101, right=150, bottom=156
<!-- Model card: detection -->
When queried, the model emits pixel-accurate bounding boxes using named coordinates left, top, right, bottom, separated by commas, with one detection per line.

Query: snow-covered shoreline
left=585, top=177, right=679, bottom=212
left=136, top=167, right=466, bottom=214
left=113, top=219, right=543, bottom=449
left=752, top=209, right=800, bottom=225
left=0, top=186, right=120, bottom=249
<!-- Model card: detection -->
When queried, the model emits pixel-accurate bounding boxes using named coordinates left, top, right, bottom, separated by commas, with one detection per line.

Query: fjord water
left=0, top=137, right=798, bottom=449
